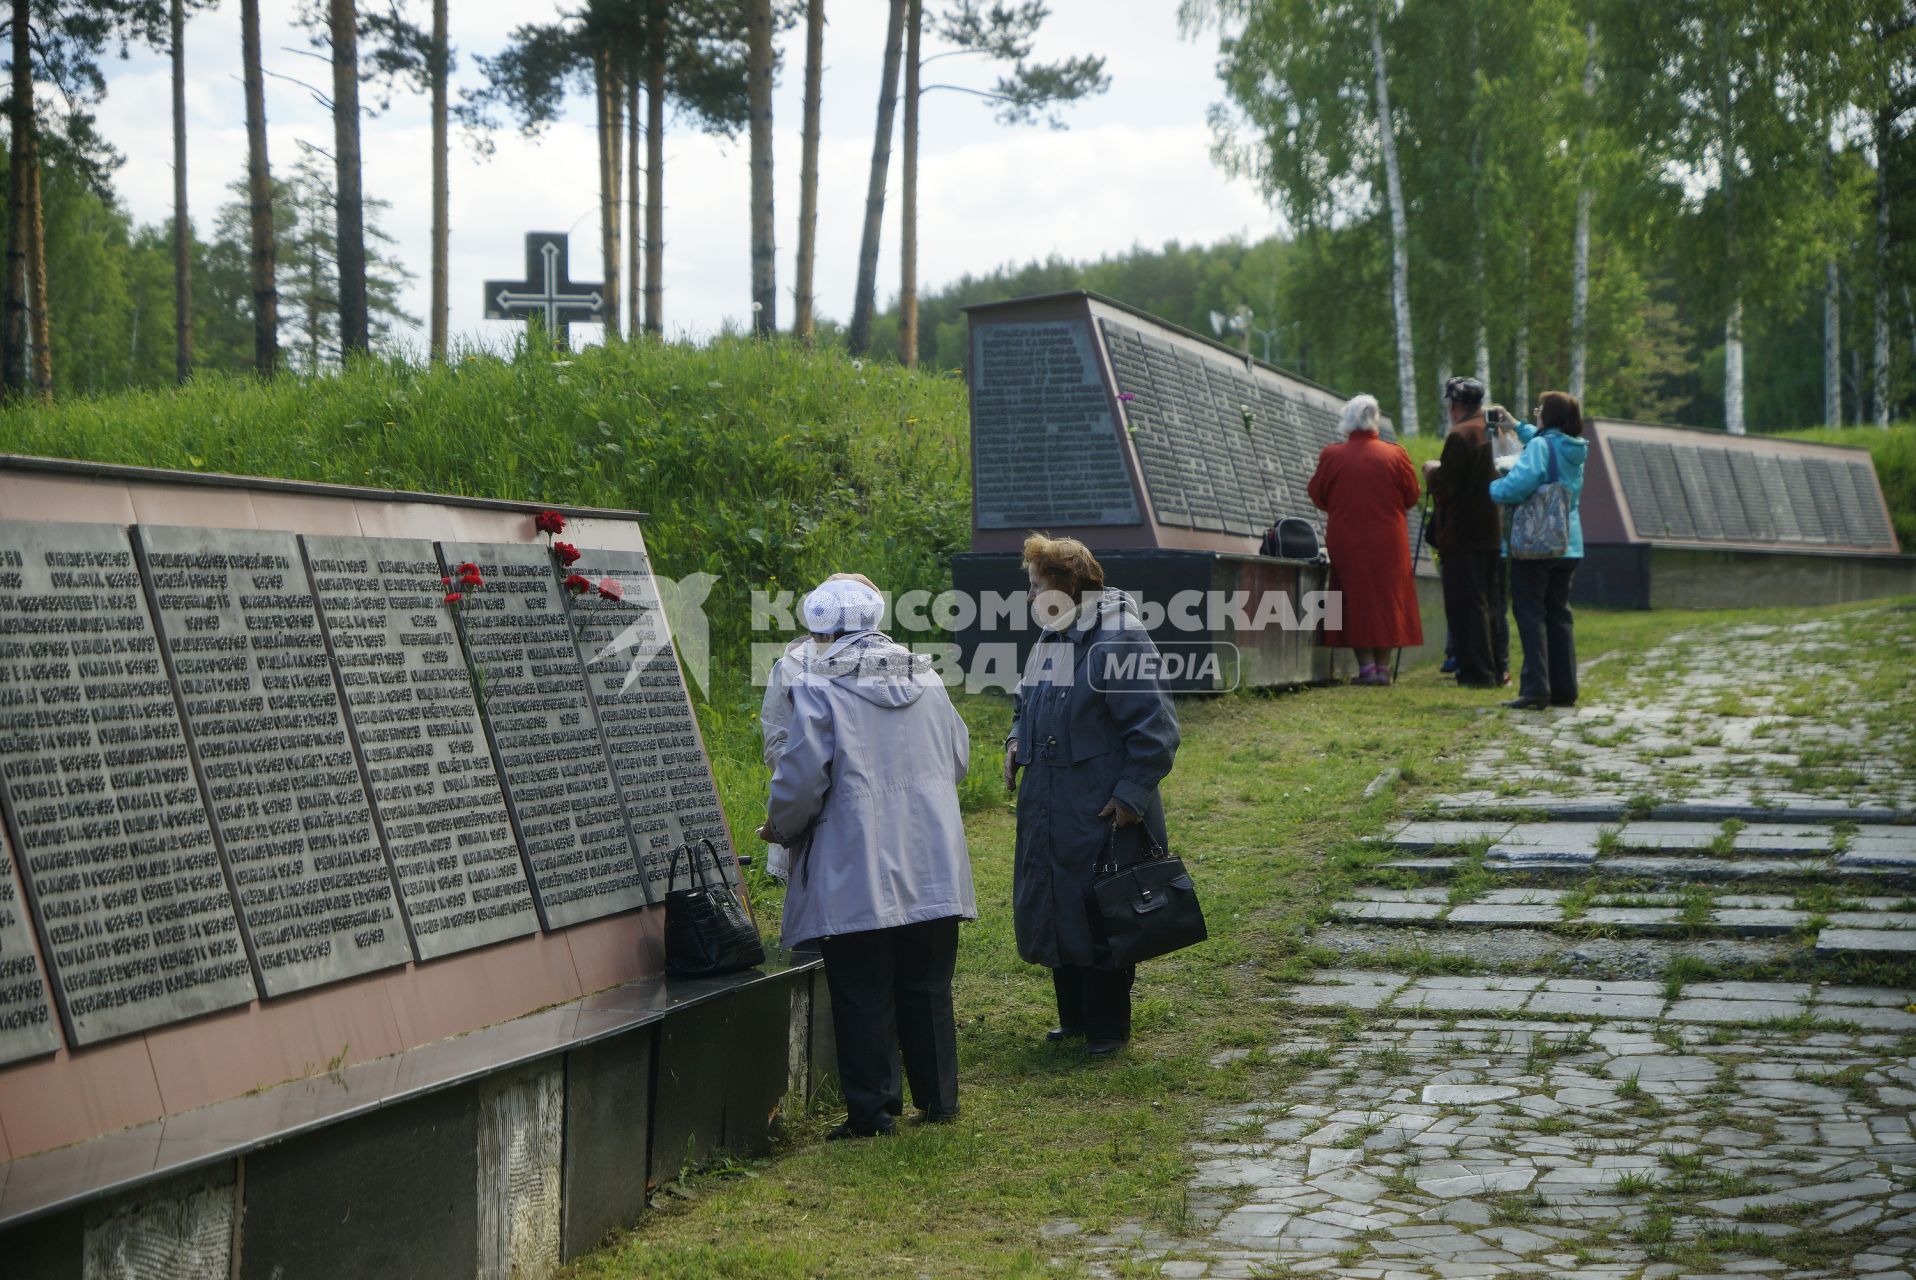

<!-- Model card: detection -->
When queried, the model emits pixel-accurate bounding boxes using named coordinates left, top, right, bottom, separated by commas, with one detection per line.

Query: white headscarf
left=801, top=577, right=886, bottom=636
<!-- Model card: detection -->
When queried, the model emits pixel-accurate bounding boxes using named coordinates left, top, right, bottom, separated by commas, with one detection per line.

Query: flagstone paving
left=1072, top=609, right=1916, bottom=1277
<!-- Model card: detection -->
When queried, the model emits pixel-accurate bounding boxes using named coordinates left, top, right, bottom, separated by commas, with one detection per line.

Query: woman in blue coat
left=1489, top=391, right=1590, bottom=710
left=1003, top=535, right=1179, bottom=1056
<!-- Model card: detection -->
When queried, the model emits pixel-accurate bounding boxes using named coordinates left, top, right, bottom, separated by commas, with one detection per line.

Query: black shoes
left=1085, top=1038, right=1127, bottom=1057
left=913, top=1107, right=960, bottom=1125
left=1502, top=696, right=1547, bottom=710
left=826, top=1119, right=896, bottom=1140
left=1044, top=1026, right=1083, bottom=1044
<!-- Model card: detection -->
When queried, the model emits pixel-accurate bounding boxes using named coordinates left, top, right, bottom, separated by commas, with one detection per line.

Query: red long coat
left=1306, top=430, right=1425, bottom=648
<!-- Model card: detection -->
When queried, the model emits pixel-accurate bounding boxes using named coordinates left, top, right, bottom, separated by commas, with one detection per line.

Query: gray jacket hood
left=806, top=632, right=932, bottom=708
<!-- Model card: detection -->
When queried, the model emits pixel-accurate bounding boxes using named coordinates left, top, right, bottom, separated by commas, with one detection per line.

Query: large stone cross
left=482, top=231, right=606, bottom=347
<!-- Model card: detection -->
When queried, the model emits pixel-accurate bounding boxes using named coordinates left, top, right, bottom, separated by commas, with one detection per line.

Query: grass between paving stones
left=566, top=599, right=1914, bottom=1278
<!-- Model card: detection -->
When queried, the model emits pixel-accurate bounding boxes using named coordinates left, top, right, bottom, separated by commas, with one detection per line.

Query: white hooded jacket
left=765, top=634, right=977, bottom=947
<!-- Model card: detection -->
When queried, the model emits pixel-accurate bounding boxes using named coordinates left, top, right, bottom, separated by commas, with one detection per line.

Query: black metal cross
left=482, top=232, right=606, bottom=347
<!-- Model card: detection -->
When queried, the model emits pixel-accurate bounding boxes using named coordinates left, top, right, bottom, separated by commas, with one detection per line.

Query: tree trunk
left=899, top=0, right=921, bottom=367
left=792, top=0, right=824, bottom=344
left=847, top=0, right=907, bottom=357
left=171, top=0, right=192, bottom=384
left=747, top=0, right=776, bottom=335
left=1725, top=297, right=1745, bottom=436
left=1468, top=13, right=1486, bottom=396
left=4, top=0, right=31, bottom=395
left=1569, top=21, right=1595, bottom=403
left=429, top=0, right=448, bottom=361
left=1368, top=4, right=1417, bottom=436
left=241, top=0, right=277, bottom=376
left=1514, top=231, right=1530, bottom=413
left=644, top=2, right=665, bottom=338
left=1875, top=105, right=1892, bottom=428
left=595, top=49, right=622, bottom=343
left=1825, top=259, right=1842, bottom=425
left=627, top=65, right=640, bottom=338
left=330, top=0, right=369, bottom=357
left=26, top=127, right=49, bottom=398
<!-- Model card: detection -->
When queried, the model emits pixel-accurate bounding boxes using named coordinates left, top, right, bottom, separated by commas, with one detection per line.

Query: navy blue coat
left=1009, top=589, right=1180, bottom=969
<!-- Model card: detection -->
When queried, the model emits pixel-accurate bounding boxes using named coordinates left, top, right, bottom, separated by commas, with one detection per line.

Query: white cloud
left=85, top=0, right=1272, bottom=350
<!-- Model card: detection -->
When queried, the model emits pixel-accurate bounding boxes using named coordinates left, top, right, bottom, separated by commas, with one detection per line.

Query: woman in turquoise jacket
left=1489, top=391, right=1589, bottom=709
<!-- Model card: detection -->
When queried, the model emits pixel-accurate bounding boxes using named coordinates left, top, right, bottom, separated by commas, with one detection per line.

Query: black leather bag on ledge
left=1085, top=821, right=1208, bottom=967
left=663, top=839, right=766, bottom=978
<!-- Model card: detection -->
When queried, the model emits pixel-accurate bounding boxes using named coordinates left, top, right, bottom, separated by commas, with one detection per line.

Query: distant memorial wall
left=0, top=456, right=739, bottom=1158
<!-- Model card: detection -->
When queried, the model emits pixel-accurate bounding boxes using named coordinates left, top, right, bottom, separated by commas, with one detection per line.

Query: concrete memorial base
left=1572, top=543, right=1916, bottom=610
left=0, top=956, right=834, bottom=1279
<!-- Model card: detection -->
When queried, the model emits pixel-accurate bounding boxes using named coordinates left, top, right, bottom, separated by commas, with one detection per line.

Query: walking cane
left=1392, top=493, right=1434, bottom=682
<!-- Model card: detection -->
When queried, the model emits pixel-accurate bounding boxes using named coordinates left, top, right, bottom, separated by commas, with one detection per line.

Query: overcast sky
left=89, top=1, right=1276, bottom=354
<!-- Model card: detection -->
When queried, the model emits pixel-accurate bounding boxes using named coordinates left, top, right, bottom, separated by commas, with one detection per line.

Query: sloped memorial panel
left=135, top=525, right=411, bottom=998
left=301, top=536, right=540, bottom=961
left=437, top=542, right=647, bottom=928
left=0, top=520, right=255, bottom=1045
left=969, top=319, right=1142, bottom=530
left=560, top=551, right=732, bottom=899
left=0, top=805, right=59, bottom=1062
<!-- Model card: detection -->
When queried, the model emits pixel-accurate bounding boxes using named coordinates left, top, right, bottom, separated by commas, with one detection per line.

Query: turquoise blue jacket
left=1490, top=426, right=1589, bottom=559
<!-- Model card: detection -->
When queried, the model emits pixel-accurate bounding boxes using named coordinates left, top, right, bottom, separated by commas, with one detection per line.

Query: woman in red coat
left=1306, top=394, right=1425, bottom=685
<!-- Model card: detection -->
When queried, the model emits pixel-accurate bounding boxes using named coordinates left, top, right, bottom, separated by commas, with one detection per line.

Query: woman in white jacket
left=758, top=578, right=976, bottom=1138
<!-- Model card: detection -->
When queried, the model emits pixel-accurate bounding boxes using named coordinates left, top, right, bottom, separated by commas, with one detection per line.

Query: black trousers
left=1511, top=557, right=1579, bottom=705
left=1490, top=555, right=1510, bottom=679
left=1440, top=549, right=1502, bottom=686
left=1052, top=963, right=1136, bottom=1043
left=818, top=916, right=960, bottom=1132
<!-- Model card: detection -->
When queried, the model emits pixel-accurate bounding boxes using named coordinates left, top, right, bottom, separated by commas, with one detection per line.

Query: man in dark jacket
left=1423, top=377, right=1503, bottom=688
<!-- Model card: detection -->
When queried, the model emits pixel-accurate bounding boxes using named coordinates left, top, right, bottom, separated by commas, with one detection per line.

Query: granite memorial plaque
left=0, top=520, right=256, bottom=1045
left=135, top=526, right=411, bottom=997
left=1753, top=454, right=1804, bottom=542
left=970, top=320, right=1142, bottom=529
left=561, top=550, right=732, bottom=896
left=1725, top=451, right=1775, bottom=540
left=1671, top=448, right=1724, bottom=539
left=302, top=536, right=540, bottom=961
left=0, top=817, right=60, bottom=1063
left=437, top=542, right=647, bottom=928
left=1100, top=319, right=1337, bottom=538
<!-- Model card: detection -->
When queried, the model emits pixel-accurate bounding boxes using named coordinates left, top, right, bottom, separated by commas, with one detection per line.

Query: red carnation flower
left=457, top=562, right=479, bottom=575
left=563, top=573, right=592, bottom=596
left=534, top=510, right=566, bottom=535
left=443, top=591, right=463, bottom=605
left=441, top=575, right=452, bottom=585
left=553, top=541, right=582, bottom=566
left=597, top=577, right=623, bottom=601
left=460, top=572, right=483, bottom=587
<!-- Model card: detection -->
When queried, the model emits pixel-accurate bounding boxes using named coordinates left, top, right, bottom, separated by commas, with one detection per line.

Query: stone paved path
left=1075, top=609, right=1916, bottom=1278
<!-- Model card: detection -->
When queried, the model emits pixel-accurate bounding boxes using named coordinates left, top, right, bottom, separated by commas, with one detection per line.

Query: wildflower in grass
left=534, top=510, right=566, bottom=537
left=553, top=541, right=582, bottom=566
left=564, top=573, right=593, bottom=596
left=597, top=576, right=623, bottom=601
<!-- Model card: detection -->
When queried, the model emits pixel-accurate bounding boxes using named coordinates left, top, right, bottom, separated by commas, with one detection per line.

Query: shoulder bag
left=1085, top=821, right=1207, bottom=967
left=1258, top=515, right=1326, bottom=563
left=663, top=839, right=766, bottom=978
left=1507, top=436, right=1572, bottom=560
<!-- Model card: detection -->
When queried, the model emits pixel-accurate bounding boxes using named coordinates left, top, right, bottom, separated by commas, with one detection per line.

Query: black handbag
left=662, top=839, right=766, bottom=978
left=1085, top=821, right=1207, bottom=967
left=1258, top=515, right=1326, bottom=563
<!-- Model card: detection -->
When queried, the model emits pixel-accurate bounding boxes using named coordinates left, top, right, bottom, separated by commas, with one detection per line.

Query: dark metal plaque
left=1842, top=462, right=1894, bottom=545
left=0, top=521, right=255, bottom=1045
left=1670, top=448, right=1723, bottom=539
left=1697, top=448, right=1750, bottom=540
left=970, top=320, right=1142, bottom=529
left=136, top=526, right=411, bottom=997
left=1100, top=320, right=1338, bottom=538
left=437, top=542, right=646, bottom=929
left=1724, top=451, right=1774, bottom=540
left=1640, top=443, right=1697, bottom=538
left=302, top=537, right=540, bottom=961
left=1608, top=441, right=1665, bottom=537
left=561, top=550, right=732, bottom=898
left=0, top=814, right=59, bottom=1062
left=1804, top=460, right=1848, bottom=545
left=1753, top=455, right=1804, bottom=542
left=1782, top=460, right=1827, bottom=543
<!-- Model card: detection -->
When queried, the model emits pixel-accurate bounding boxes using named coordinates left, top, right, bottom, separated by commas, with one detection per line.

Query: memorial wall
left=0, top=459, right=740, bottom=1155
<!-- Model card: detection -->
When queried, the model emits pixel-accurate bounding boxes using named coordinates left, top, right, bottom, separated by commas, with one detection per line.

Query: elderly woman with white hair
left=756, top=576, right=976, bottom=1138
left=1305, top=394, right=1424, bottom=684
